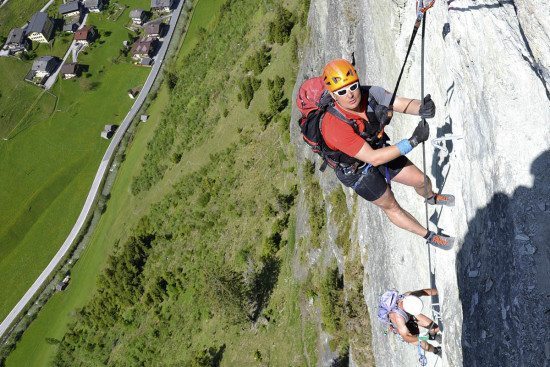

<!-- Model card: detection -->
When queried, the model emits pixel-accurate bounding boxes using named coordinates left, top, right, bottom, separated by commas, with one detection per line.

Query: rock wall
left=293, top=0, right=550, bottom=366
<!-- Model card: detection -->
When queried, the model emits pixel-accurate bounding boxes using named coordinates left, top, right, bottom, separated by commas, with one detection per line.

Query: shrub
left=268, top=6, right=295, bottom=45
left=243, top=44, right=271, bottom=75
left=239, top=76, right=261, bottom=108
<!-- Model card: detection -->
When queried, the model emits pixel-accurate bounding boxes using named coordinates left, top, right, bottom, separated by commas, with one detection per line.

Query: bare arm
left=393, top=96, right=421, bottom=115
left=390, top=313, right=419, bottom=343
left=407, top=288, right=438, bottom=297
left=354, top=141, right=402, bottom=167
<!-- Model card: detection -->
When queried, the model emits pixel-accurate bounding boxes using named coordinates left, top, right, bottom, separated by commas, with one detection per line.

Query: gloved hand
left=409, top=120, right=429, bottom=147
left=419, top=94, right=435, bottom=118
left=374, top=104, right=391, bottom=127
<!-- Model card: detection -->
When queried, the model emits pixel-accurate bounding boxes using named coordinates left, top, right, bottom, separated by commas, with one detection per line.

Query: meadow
left=0, top=0, right=150, bottom=323
left=5, top=0, right=325, bottom=365
left=0, top=0, right=49, bottom=40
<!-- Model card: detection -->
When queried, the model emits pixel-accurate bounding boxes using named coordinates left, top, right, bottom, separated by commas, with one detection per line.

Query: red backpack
left=295, top=77, right=378, bottom=171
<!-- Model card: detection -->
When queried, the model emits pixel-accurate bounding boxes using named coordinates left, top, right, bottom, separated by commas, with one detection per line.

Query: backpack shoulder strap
left=325, top=105, right=361, bottom=135
left=361, top=85, right=379, bottom=112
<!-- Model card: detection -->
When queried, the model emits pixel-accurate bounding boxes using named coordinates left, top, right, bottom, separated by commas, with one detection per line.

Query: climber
left=320, top=59, right=454, bottom=248
left=379, top=288, right=442, bottom=355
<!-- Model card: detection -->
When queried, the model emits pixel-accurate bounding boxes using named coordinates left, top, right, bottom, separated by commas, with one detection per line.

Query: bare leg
left=372, top=187, right=428, bottom=237
left=416, top=314, right=440, bottom=334
left=392, top=162, right=435, bottom=199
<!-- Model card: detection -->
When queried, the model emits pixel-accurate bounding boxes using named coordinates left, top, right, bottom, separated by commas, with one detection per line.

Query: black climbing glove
left=374, top=104, right=391, bottom=127
left=409, top=120, right=429, bottom=147
left=419, top=94, right=435, bottom=119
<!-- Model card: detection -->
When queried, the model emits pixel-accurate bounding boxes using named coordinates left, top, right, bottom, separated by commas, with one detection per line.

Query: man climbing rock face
left=319, top=58, right=454, bottom=248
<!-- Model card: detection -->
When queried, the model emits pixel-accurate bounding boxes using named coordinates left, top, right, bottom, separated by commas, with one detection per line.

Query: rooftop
left=32, top=56, right=57, bottom=71
left=74, top=25, right=94, bottom=41
left=83, top=0, right=101, bottom=7
left=129, top=9, right=145, bottom=18
left=59, top=1, right=80, bottom=14
left=130, top=37, right=156, bottom=55
left=6, top=28, right=26, bottom=44
left=27, top=12, right=50, bottom=34
left=151, top=0, right=172, bottom=8
left=144, top=22, right=162, bottom=35
left=60, top=62, right=78, bottom=74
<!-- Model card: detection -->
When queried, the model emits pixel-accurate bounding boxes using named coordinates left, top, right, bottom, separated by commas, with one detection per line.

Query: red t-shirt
left=321, top=86, right=392, bottom=157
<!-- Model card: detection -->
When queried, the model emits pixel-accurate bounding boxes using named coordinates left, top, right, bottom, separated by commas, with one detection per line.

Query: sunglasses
left=334, top=82, right=359, bottom=96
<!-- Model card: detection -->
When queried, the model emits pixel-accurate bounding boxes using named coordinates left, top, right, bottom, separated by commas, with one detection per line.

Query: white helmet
left=402, top=295, right=423, bottom=315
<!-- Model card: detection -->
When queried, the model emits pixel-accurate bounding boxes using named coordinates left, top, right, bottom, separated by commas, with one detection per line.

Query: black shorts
left=335, top=156, right=410, bottom=202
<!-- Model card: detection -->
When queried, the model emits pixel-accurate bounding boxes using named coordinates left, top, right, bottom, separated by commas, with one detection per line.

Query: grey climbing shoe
left=426, top=193, right=455, bottom=207
left=433, top=346, right=442, bottom=355
left=425, top=231, right=455, bottom=250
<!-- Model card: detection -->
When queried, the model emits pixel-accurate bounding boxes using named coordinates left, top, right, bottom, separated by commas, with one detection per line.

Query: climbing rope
left=417, top=340, right=428, bottom=366
left=377, top=0, right=436, bottom=140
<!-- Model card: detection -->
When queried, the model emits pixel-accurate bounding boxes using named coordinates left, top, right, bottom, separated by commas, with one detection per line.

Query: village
left=1, top=0, right=174, bottom=101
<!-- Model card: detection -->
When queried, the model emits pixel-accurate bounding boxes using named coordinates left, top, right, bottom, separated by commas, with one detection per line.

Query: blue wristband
left=396, top=139, right=413, bottom=155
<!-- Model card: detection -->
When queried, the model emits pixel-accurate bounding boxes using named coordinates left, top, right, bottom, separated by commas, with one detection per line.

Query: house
left=27, top=12, right=55, bottom=43
left=74, top=25, right=97, bottom=45
left=100, top=125, right=117, bottom=139
left=139, top=57, right=153, bottom=67
left=62, top=20, right=80, bottom=33
left=129, top=9, right=146, bottom=25
left=58, top=1, right=81, bottom=18
left=144, top=22, right=165, bottom=38
left=25, top=56, right=60, bottom=86
left=128, top=86, right=141, bottom=99
left=56, top=275, right=70, bottom=291
left=83, top=0, right=104, bottom=13
left=151, top=0, right=173, bottom=12
left=130, top=36, right=158, bottom=62
left=3, top=28, right=30, bottom=52
left=60, top=62, right=81, bottom=79
left=140, top=114, right=149, bottom=122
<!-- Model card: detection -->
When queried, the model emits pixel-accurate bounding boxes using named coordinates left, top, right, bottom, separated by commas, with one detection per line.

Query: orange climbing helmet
left=322, top=59, right=359, bottom=92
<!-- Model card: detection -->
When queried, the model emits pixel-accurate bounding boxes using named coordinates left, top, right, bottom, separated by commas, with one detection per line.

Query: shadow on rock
left=457, top=150, right=550, bottom=366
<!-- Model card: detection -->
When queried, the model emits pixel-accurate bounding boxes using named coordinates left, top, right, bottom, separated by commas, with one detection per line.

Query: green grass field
left=0, top=0, right=150, bottom=323
left=0, top=58, right=56, bottom=138
left=0, top=0, right=49, bottom=39
left=5, top=0, right=320, bottom=365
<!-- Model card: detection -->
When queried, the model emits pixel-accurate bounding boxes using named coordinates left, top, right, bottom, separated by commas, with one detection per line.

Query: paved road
left=0, top=0, right=185, bottom=339
left=44, top=13, right=89, bottom=90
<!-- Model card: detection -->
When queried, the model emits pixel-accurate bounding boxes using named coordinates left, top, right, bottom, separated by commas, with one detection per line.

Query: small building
left=62, top=20, right=80, bottom=33
left=128, top=86, right=141, bottom=99
left=56, top=275, right=71, bottom=291
left=74, top=25, right=97, bottom=45
left=83, top=0, right=105, bottom=13
left=151, top=0, right=173, bottom=12
left=101, top=124, right=117, bottom=139
left=25, top=56, right=60, bottom=85
left=140, top=114, right=149, bottom=122
left=144, top=22, right=165, bottom=38
left=129, top=9, right=146, bottom=25
left=130, top=36, right=158, bottom=62
left=139, top=57, right=153, bottom=67
left=60, top=62, right=81, bottom=79
left=33, top=56, right=59, bottom=77
left=3, top=28, right=30, bottom=52
left=58, top=1, right=81, bottom=18
left=27, top=12, right=55, bottom=43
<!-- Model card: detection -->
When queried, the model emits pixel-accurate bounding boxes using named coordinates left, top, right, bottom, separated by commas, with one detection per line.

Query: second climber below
left=320, top=59, right=454, bottom=248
